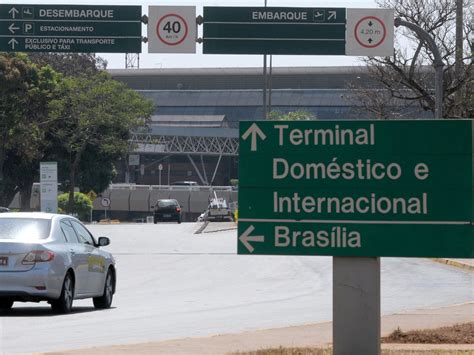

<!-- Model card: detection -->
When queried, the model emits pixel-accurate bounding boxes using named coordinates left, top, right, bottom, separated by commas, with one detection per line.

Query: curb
left=432, top=258, right=474, bottom=272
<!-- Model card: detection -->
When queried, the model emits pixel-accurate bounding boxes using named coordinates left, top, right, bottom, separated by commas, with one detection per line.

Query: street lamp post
left=394, top=18, right=444, bottom=119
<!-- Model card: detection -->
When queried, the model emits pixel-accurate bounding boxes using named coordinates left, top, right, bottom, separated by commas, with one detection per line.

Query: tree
left=51, top=72, right=154, bottom=213
left=0, top=53, right=62, bottom=208
left=28, top=53, right=107, bottom=77
left=357, top=0, right=473, bottom=118
left=76, top=146, right=118, bottom=194
left=267, top=110, right=317, bottom=120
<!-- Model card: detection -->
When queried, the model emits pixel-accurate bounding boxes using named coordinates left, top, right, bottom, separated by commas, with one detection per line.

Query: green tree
left=267, top=110, right=317, bottom=121
left=76, top=146, right=118, bottom=194
left=28, top=53, right=107, bottom=77
left=51, top=72, right=154, bottom=213
left=0, top=53, right=62, bottom=209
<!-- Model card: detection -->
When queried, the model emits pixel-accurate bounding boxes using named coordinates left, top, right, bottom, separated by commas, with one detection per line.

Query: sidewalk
left=39, top=302, right=474, bottom=355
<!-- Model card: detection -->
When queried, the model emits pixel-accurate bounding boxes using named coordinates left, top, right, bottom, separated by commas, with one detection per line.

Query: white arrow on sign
left=242, top=123, right=266, bottom=152
left=8, top=23, right=19, bottom=34
left=328, top=11, right=337, bottom=20
left=8, top=38, right=18, bottom=49
left=8, top=7, right=19, bottom=19
left=239, top=225, right=264, bottom=253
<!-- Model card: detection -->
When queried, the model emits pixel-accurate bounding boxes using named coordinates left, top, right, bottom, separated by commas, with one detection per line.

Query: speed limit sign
left=148, top=6, right=196, bottom=53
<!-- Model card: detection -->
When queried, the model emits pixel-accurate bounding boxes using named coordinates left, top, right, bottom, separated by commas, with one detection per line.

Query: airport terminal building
left=109, top=66, right=429, bottom=188
left=11, top=67, right=431, bottom=220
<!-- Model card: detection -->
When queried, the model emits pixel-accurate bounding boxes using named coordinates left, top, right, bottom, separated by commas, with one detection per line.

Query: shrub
left=57, top=192, right=92, bottom=221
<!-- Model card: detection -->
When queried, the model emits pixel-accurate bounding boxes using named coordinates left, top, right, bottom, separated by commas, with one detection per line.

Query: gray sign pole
left=333, top=257, right=381, bottom=355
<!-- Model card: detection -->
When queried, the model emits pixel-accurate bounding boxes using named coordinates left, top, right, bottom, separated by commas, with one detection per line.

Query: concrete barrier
left=130, top=186, right=151, bottom=212
left=9, top=184, right=239, bottom=222
left=109, top=189, right=130, bottom=211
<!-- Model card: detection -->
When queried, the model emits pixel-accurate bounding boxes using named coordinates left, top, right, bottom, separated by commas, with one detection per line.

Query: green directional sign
left=0, top=4, right=142, bottom=52
left=238, top=120, right=474, bottom=258
left=203, top=7, right=346, bottom=55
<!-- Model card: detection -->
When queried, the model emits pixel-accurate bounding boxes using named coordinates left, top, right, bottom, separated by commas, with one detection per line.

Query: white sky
left=10, top=0, right=379, bottom=68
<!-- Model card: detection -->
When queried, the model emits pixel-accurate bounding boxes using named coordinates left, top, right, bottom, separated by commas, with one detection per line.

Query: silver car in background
left=0, top=213, right=116, bottom=313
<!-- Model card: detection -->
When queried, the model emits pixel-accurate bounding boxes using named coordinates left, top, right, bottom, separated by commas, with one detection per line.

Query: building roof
left=150, top=115, right=228, bottom=127
left=109, top=66, right=375, bottom=91
left=139, top=89, right=355, bottom=107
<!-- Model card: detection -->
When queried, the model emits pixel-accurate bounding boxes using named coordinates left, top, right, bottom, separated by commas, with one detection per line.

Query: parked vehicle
left=198, top=192, right=233, bottom=222
left=208, top=197, right=232, bottom=221
left=171, top=181, right=198, bottom=186
left=0, top=207, right=9, bottom=213
left=0, top=212, right=116, bottom=313
left=152, top=199, right=182, bottom=224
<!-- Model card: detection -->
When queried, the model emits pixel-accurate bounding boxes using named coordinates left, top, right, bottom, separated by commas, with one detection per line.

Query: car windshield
left=0, top=218, right=51, bottom=241
left=157, top=200, right=178, bottom=208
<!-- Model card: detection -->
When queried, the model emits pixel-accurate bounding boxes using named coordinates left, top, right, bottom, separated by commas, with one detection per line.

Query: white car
left=0, top=212, right=116, bottom=313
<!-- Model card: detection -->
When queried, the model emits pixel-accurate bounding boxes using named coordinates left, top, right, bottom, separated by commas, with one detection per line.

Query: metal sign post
left=101, top=197, right=111, bottom=220
left=333, top=257, right=380, bottom=355
left=158, top=163, right=163, bottom=185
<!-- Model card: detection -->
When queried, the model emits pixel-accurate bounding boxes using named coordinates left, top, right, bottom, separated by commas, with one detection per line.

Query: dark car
left=0, top=207, right=9, bottom=213
left=153, top=199, right=182, bottom=224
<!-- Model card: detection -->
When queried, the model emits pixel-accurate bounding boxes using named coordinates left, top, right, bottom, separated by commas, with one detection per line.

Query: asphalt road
left=0, top=223, right=472, bottom=354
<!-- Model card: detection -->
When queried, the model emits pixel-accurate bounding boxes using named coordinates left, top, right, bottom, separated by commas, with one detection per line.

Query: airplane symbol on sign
left=313, top=10, right=326, bottom=22
left=22, top=7, right=34, bottom=19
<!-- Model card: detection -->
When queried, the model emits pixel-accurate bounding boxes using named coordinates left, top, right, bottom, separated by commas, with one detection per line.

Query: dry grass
left=231, top=323, right=474, bottom=355
left=382, top=323, right=474, bottom=344
left=231, top=349, right=472, bottom=355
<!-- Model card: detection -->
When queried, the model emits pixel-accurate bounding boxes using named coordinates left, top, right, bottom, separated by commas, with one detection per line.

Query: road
left=0, top=223, right=472, bottom=354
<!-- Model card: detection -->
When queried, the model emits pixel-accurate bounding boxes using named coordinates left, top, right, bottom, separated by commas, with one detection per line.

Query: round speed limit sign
left=157, top=14, right=188, bottom=46
left=148, top=6, right=196, bottom=53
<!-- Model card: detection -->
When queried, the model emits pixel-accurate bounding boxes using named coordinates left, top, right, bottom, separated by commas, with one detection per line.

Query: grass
left=231, top=323, right=474, bottom=355
left=383, top=323, right=474, bottom=344
left=231, top=349, right=472, bottom=355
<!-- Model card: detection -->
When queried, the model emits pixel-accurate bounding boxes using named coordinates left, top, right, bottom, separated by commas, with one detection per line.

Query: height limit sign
left=346, top=8, right=394, bottom=56
left=148, top=6, right=196, bottom=53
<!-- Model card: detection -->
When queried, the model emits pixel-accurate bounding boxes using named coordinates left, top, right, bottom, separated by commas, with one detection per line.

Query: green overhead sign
left=203, top=6, right=346, bottom=55
left=0, top=4, right=142, bottom=52
left=238, top=120, right=474, bottom=258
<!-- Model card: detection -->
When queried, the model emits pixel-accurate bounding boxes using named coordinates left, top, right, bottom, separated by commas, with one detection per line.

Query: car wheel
left=93, top=270, right=114, bottom=309
left=51, top=273, right=74, bottom=314
left=0, top=299, right=14, bottom=311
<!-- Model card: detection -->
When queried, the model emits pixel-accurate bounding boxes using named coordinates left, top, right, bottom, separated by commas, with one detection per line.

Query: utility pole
left=454, top=0, right=464, bottom=113
left=262, top=0, right=268, bottom=120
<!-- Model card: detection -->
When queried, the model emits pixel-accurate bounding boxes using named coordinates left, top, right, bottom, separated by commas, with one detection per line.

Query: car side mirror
left=98, top=236, right=110, bottom=247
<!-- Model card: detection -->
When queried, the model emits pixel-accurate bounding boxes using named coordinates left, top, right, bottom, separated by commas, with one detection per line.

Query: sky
left=9, top=0, right=380, bottom=69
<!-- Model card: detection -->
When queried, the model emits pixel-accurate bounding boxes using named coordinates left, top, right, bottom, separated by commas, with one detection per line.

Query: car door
left=60, top=219, right=89, bottom=296
left=70, top=220, right=106, bottom=296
